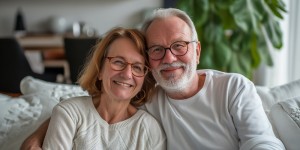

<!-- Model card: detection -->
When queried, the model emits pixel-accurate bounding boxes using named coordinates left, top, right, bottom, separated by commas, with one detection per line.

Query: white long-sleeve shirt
left=43, top=96, right=166, bottom=150
left=144, top=70, right=285, bottom=150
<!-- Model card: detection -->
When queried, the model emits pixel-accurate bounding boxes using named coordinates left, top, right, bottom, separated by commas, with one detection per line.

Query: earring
left=135, top=90, right=146, bottom=101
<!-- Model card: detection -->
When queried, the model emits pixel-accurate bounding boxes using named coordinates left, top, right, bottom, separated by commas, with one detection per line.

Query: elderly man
left=141, top=8, right=284, bottom=149
left=22, top=8, right=285, bottom=150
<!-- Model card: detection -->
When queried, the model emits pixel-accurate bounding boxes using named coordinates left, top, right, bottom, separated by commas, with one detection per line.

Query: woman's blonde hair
left=78, top=27, right=155, bottom=107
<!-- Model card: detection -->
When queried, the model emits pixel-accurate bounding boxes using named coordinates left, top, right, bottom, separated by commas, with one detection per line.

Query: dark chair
left=64, top=37, right=99, bottom=84
left=0, top=38, right=57, bottom=93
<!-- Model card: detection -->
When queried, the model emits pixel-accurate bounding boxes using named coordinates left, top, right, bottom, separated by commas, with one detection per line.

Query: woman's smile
left=113, top=80, right=133, bottom=88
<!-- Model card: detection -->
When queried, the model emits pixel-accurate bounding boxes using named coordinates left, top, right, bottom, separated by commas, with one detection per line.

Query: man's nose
left=162, top=49, right=177, bottom=63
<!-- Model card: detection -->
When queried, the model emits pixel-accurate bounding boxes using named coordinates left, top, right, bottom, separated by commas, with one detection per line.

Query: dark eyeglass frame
left=147, top=41, right=197, bottom=60
left=106, top=57, right=149, bottom=77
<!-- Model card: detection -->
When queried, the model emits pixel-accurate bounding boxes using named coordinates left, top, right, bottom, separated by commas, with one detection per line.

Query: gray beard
left=152, top=55, right=197, bottom=94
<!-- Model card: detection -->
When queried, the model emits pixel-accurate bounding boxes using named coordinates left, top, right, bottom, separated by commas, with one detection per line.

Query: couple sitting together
left=22, top=8, right=285, bottom=150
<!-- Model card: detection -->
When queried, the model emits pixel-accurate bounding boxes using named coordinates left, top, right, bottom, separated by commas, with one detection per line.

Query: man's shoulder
left=198, top=69, right=252, bottom=89
left=199, top=69, right=244, bottom=77
left=137, top=109, right=161, bottom=123
left=199, top=69, right=249, bottom=81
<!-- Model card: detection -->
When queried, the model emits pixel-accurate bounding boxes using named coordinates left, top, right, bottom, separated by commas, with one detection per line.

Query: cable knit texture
left=42, top=96, right=166, bottom=150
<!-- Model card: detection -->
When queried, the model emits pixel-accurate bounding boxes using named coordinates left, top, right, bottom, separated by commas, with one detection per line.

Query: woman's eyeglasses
left=106, top=57, right=149, bottom=77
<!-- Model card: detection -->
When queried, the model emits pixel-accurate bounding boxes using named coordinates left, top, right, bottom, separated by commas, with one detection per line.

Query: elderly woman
left=42, top=27, right=166, bottom=150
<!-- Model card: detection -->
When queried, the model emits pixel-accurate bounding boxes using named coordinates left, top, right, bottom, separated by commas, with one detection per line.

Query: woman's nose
left=120, top=65, right=133, bottom=79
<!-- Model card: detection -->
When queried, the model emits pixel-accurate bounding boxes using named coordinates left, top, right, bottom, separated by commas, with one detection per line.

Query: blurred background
left=0, top=0, right=299, bottom=90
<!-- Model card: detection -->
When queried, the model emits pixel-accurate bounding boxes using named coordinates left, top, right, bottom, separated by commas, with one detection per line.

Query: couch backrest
left=256, top=79, right=300, bottom=150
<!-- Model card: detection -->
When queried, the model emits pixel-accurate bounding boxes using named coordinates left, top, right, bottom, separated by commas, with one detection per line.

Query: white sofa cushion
left=20, top=76, right=88, bottom=102
left=271, top=79, right=300, bottom=103
left=0, top=76, right=88, bottom=150
left=270, top=97, right=300, bottom=150
left=0, top=93, right=57, bottom=150
left=256, top=79, right=300, bottom=114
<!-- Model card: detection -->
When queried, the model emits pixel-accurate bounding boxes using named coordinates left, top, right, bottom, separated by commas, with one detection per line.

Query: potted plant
left=176, top=0, right=286, bottom=79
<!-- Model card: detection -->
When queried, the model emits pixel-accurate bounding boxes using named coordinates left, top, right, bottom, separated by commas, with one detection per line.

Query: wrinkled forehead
left=145, top=17, right=193, bottom=46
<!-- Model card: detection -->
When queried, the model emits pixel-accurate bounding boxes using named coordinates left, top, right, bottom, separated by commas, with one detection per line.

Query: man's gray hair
left=141, top=8, right=198, bottom=41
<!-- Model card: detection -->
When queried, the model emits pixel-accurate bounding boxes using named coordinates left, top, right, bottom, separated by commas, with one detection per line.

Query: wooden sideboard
left=17, top=34, right=71, bottom=83
left=17, top=34, right=63, bottom=50
left=17, top=34, right=65, bottom=59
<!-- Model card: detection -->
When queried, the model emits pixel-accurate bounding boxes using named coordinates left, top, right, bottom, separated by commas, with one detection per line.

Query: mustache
left=157, top=62, right=186, bottom=71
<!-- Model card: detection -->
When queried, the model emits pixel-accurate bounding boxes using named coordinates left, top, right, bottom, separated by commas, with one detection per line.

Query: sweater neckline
left=87, top=97, right=144, bottom=128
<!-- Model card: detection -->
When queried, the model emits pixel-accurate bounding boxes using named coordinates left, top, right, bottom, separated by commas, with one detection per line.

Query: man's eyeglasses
left=106, top=57, right=149, bottom=77
left=147, top=41, right=197, bottom=60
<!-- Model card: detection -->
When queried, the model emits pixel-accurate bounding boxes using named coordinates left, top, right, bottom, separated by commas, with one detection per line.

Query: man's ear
left=196, top=41, right=201, bottom=64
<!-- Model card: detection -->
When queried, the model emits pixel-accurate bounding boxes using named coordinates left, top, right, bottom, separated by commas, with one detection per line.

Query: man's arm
left=229, top=77, right=285, bottom=149
left=20, top=119, right=50, bottom=150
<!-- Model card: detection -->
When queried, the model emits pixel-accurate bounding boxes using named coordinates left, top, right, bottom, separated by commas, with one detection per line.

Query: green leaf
left=199, top=45, right=215, bottom=69
left=220, top=14, right=236, bottom=29
left=264, top=0, right=287, bottom=19
left=228, top=51, right=252, bottom=78
left=250, top=34, right=261, bottom=68
left=264, top=19, right=283, bottom=48
left=176, top=0, right=209, bottom=27
left=238, top=51, right=252, bottom=75
left=230, top=0, right=264, bottom=33
left=203, top=23, right=223, bottom=43
left=257, top=34, right=274, bottom=66
left=228, top=53, right=244, bottom=74
left=230, top=33, right=244, bottom=51
left=214, top=41, right=232, bottom=69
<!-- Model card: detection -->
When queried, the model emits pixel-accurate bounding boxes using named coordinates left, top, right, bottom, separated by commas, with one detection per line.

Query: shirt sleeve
left=42, top=104, right=76, bottom=150
left=229, top=78, right=285, bottom=150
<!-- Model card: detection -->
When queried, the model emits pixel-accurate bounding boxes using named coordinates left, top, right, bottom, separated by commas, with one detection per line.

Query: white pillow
left=20, top=76, right=88, bottom=102
left=270, top=79, right=300, bottom=103
left=0, top=76, right=89, bottom=150
left=0, top=93, right=57, bottom=150
left=269, top=96, right=300, bottom=150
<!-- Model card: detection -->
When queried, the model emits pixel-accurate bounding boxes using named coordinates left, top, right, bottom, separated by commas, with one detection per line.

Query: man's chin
left=153, top=70, right=188, bottom=90
left=160, top=83, right=185, bottom=93
left=156, top=77, right=186, bottom=91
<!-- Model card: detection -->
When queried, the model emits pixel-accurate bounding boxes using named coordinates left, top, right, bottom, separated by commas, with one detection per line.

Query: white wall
left=288, top=0, right=300, bottom=82
left=0, top=0, right=163, bottom=36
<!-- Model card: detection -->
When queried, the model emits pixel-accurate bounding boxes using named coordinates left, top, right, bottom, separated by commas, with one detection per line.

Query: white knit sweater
left=43, top=96, right=166, bottom=150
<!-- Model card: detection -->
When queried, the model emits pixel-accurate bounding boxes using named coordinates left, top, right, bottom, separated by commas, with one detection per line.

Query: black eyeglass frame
left=147, top=41, right=198, bottom=60
left=106, top=57, right=149, bottom=77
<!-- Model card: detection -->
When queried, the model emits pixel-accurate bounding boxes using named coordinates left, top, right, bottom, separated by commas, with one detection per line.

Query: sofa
left=0, top=76, right=299, bottom=150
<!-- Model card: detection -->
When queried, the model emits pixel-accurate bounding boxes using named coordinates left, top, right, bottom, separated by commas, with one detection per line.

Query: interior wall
left=0, top=0, right=163, bottom=36
left=288, top=0, right=300, bottom=82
